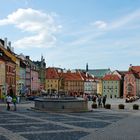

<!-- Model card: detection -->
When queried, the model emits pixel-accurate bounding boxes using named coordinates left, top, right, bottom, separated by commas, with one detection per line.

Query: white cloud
left=91, top=20, right=107, bottom=29
left=109, top=9, right=140, bottom=30
left=65, top=9, right=140, bottom=47
left=0, top=8, right=61, bottom=48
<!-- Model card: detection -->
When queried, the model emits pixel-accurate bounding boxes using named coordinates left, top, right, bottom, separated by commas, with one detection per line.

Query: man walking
left=5, top=94, right=12, bottom=111
left=102, top=95, right=107, bottom=108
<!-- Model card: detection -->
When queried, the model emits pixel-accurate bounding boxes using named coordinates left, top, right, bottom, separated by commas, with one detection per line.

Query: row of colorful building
left=45, top=64, right=140, bottom=99
left=0, top=38, right=140, bottom=99
left=0, top=38, right=46, bottom=98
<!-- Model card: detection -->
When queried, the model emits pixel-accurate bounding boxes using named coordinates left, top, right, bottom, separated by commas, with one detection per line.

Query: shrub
left=105, top=104, right=111, bottom=109
left=92, top=103, right=97, bottom=109
left=118, top=104, right=125, bottom=109
left=133, top=104, right=139, bottom=110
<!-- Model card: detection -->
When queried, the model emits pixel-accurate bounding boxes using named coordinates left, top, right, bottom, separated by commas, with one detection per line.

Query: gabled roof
left=103, top=74, right=121, bottom=81
left=130, top=66, right=140, bottom=73
left=124, top=71, right=140, bottom=79
left=80, top=72, right=95, bottom=81
left=88, top=69, right=111, bottom=78
left=115, top=70, right=128, bottom=76
left=62, top=71, right=83, bottom=81
left=129, top=66, right=140, bottom=78
left=46, top=67, right=60, bottom=79
left=0, top=48, right=15, bottom=64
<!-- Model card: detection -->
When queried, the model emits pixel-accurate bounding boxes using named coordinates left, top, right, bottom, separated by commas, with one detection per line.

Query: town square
left=0, top=98, right=140, bottom=140
left=0, top=0, right=140, bottom=140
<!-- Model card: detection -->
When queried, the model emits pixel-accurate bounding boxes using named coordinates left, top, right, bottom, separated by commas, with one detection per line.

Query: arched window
left=127, top=83, right=134, bottom=95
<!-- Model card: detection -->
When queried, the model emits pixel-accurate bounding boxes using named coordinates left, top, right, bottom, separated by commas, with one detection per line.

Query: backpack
left=12, top=97, right=17, bottom=103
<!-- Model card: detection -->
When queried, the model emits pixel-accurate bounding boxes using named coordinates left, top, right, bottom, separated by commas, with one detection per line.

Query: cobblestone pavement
left=0, top=101, right=140, bottom=140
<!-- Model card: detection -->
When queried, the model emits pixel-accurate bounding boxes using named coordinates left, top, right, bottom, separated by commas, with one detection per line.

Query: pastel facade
left=15, top=57, right=20, bottom=96
left=19, top=65, right=26, bottom=95
left=123, top=72, right=136, bottom=97
left=0, top=60, right=5, bottom=98
left=63, top=71, right=84, bottom=96
left=102, top=74, right=121, bottom=98
left=81, top=72, right=95, bottom=95
left=33, top=56, right=46, bottom=90
left=0, top=39, right=17, bottom=94
left=45, top=67, right=60, bottom=94
left=31, top=69, right=39, bottom=93
left=113, top=70, right=127, bottom=97
left=25, top=66, right=31, bottom=94
left=31, top=70, right=39, bottom=91
left=6, top=60, right=16, bottom=94
left=97, top=79, right=103, bottom=95
left=123, top=66, right=140, bottom=98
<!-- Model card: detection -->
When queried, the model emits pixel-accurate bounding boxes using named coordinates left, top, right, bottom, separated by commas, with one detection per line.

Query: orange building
left=62, top=70, right=84, bottom=96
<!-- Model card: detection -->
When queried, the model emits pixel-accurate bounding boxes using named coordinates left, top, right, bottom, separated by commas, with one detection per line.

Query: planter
left=105, top=104, right=111, bottom=109
left=118, top=104, right=125, bottom=109
left=133, top=104, right=139, bottom=110
left=92, top=103, right=97, bottom=109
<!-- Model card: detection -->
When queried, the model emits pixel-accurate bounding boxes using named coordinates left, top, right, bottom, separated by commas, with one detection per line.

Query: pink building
left=31, top=70, right=39, bottom=94
left=124, top=66, right=140, bottom=98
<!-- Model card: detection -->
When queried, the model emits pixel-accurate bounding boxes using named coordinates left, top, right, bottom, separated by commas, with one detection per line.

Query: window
left=127, top=84, right=133, bottom=92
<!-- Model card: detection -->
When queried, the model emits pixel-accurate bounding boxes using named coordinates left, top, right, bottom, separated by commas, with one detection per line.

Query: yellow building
left=45, top=67, right=60, bottom=94
left=97, top=79, right=103, bottom=95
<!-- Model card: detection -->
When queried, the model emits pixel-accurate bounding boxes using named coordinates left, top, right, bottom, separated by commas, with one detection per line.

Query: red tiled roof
left=46, top=67, right=59, bottom=79
left=63, top=71, right=83, bottom=81
left=130, top=66, right=140, bottom=73
left=103, top=74, right=121, bottom=81
left=125, top=71, right=140, bottom=79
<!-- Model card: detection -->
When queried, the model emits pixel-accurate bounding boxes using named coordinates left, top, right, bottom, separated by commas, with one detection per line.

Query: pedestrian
left=92, top=95, right=97, bottom=103
left=97, top=95, right=102, bottom=107
left=9, top=86, right=14, bottom=98
left=12, top=95, right=17, bottom=111
left=5, top=94, right=12, bottom=111
left=102, top=95, right=107, bottom=108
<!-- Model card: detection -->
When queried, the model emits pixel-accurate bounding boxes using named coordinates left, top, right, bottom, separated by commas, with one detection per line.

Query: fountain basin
left=34, top=97, right=88, bottom=112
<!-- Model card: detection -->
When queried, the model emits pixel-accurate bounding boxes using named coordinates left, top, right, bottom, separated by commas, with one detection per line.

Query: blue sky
left=0, top=0, right=140, bottom=70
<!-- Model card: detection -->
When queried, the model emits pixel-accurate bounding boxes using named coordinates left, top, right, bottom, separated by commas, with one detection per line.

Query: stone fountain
left=34, top=96, right=88, bottom=112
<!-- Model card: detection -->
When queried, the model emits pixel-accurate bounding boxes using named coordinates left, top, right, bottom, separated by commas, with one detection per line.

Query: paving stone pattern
left=0, top=108, right=132, bottom=140
left=0, top=135, right=9, bottom=140
left=22, top=131, right=89, bottom=140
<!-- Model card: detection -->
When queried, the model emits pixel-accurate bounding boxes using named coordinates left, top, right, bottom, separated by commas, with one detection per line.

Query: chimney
left=4, top=37, right=7, bottom=49
left=26, top=56, right=30, bottom=59
left=8, top=41, right=11, bottom=48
